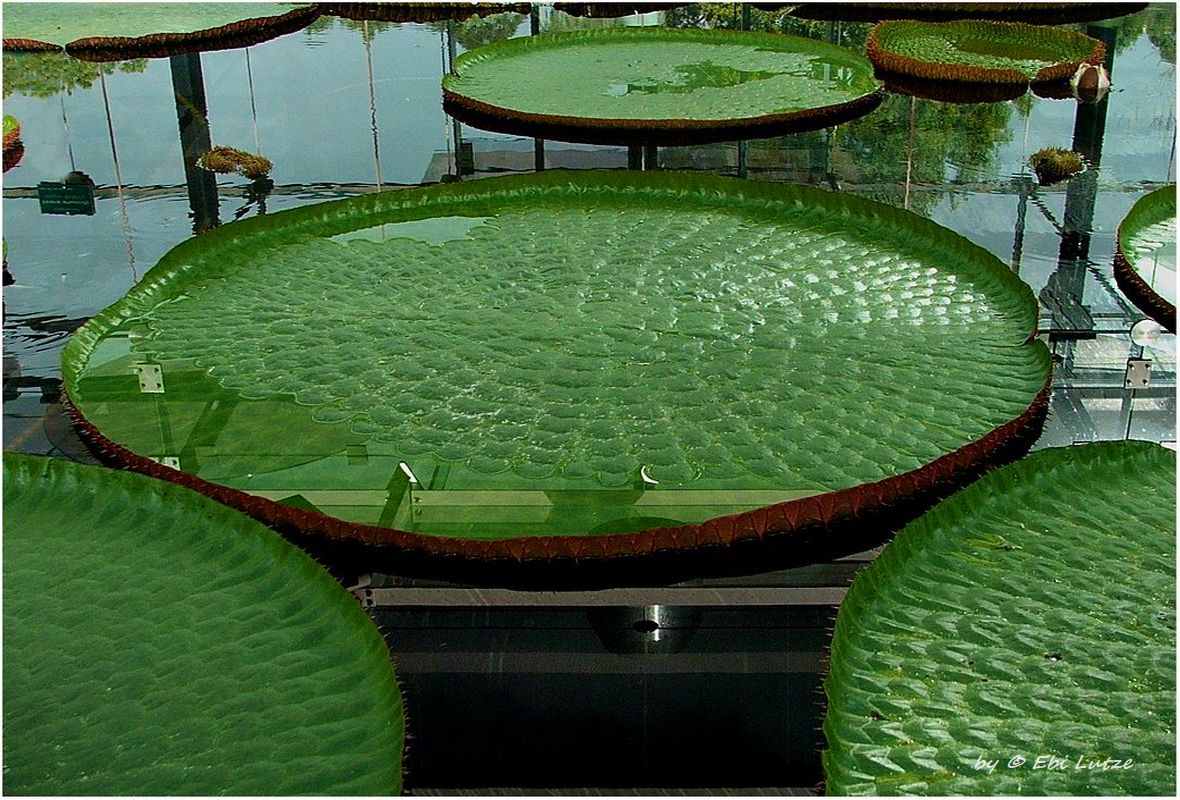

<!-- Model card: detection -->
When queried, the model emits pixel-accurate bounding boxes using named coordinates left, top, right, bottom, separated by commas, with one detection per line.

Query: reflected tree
left=834, top=94, right=1014, bottom=212
left=426, top=12, right=526, bottom=50
left=302, top=15, right=397, bottom=42
left=3, top=51, right=147, bottom=99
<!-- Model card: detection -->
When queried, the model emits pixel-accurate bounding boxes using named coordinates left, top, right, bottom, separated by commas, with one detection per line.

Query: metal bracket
left=134, top=362, right=164, bottom=393
left=1124, top=358, right=1152, bottom=389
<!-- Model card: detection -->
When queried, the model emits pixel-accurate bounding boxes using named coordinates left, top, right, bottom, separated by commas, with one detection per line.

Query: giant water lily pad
left=2, top=3, right=320, bottom=61
left=823, top=441, right=1176, bottom=795
left=3, top=454, right=404, bottom=795
left=64, top=172, right=1049, bottom=585
left=1115, top=185, right=1176, bottom=333
left=867, top=20, right=1105, bottom=84
left=442, top=28, right=883, bottom=145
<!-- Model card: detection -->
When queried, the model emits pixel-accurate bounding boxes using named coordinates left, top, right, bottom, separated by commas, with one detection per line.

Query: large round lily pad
left=63, top=172, right=1050, bottom=585
left=1114, top=185, right=1176, bottom=333
left=3, top=453, right=405, bottom=795
left=2, top=3, right=321, bottom=61
left=867, top=20, right=1105, bottom=84
left=442, top=28, right=884, bottom=145
left=823, top=441, right=1176, bottom=796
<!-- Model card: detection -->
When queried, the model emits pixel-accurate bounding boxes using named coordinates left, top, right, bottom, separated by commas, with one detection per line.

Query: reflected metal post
left=169, top=53, right=219, bottom=234
left=531, top=6, right=545, bottom=172
left=364, top=20, right=384, bottom=191
left=1041, top=23, right=1118, bottom=339
left=446, top=21, right=465, bottom=180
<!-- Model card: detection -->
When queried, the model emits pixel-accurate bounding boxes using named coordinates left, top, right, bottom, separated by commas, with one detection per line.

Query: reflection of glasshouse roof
left=825, top=441, right=1176, bottom=796
left=3, top=454, right=405, bottom=795
left=65, top=172, right=1050, bottom=583
left=443, top=28, right=883, bottom=145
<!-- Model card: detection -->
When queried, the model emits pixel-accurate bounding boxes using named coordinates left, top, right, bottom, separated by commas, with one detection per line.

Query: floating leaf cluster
left=1029, top=147, right=1084, bottom=185
left=824, top=441, right=1176, bottom=796
left=198, top=145, right=273, bottom=180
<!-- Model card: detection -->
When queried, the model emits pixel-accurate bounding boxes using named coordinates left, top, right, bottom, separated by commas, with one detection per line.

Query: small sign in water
left=37, top=181, right=95, bottom=216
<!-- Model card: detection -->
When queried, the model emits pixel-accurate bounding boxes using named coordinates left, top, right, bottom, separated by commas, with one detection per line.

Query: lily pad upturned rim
left=1114, top=184, right=1177, bottom=333
left=787, top=2, right=1148, bottom=24
left=63, top=170, right=1050, bottom=588
left=3, top=453, right=405, bottom=795
left=866, top=19, right=1106, bottom=84
left=2, top=4, right=322, bottom=62
left=441, top=27, right=885, bottom=146
left=822, top=440, right=1176, bottom=795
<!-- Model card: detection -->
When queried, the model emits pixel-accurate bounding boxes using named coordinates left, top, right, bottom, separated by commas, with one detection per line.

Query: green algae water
left=65, top=173, right=1048, bottom=540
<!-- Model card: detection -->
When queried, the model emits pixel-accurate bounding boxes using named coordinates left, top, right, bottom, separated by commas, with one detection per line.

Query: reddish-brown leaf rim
left=65, top=377, right=1050, bottom=588
left=876, top=69, right=1028, bottom=103
left=3, top=6, right=322, bottom=62
left=442, top=84, right=886, bottom=147
left=866, top=20, right=1105, bottom=85
left=2, top=37, right=63, bottom=52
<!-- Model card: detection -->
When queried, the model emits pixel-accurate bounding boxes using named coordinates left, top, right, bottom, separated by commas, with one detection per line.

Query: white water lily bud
left=1071, top=63, right=1111, bottom=103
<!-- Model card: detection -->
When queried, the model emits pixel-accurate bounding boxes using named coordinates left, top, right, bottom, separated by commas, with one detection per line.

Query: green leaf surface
left=3, top=454, right=404, bottom=795
left=1119, top=185, right=1176, bottom=306
left=3, top=114, right=18, bottom=136
left=64, top=171, right=1048, bottom=539
left=824, top=441, right=1176, bottom=796
left=872, top=19, right=1100, bottom=80
left=444, top=27, right=880, bottom=121
left=2, top=3, right=310, bottom=47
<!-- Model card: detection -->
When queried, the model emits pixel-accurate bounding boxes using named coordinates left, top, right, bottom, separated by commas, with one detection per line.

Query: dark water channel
left=3, top=4, right=1175, bottom=792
